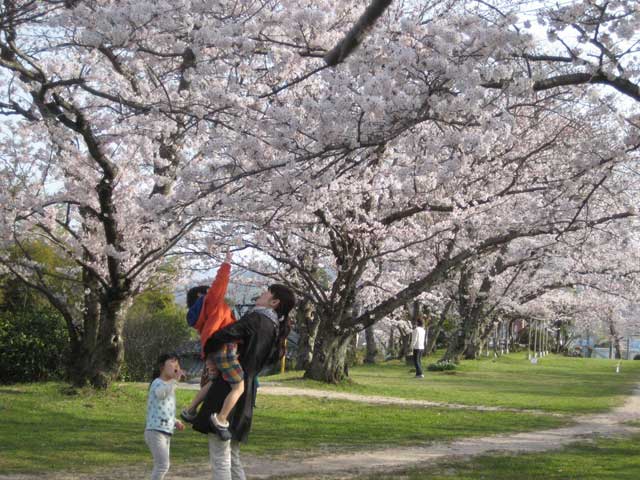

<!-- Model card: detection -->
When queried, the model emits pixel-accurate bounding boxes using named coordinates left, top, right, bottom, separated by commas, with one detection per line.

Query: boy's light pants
left=144, top=430, right=171, bottom=480
left=208, top=434, right=246, bottom=480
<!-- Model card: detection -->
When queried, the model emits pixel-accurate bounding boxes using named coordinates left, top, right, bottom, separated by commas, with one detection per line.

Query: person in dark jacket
left=192, top=283, right=295, bottom=480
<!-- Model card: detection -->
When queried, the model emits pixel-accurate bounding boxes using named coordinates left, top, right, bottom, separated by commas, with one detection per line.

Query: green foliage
left=427, top=360, right=458, bottom=371
left=0, top=307, right=69, bottom=383
left=122, top=289, right=192, bottom=381
left=0, top=263, right=71, bottom=384
left=2, top=240, right=81, bottom=310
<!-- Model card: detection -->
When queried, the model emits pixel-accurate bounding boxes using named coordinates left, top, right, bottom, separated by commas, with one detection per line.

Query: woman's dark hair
left=268, top=284, right=296, bottom=361
left=187, top=285, right=209, bottom=308
left=151, top=352, right=180, bottom=383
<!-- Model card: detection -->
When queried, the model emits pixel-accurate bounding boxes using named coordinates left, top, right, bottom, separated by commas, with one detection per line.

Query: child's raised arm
left=194, top=249, right=232, bottom=332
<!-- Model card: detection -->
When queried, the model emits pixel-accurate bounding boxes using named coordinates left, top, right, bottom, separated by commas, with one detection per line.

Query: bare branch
left=324, top=0, right=393, bottom=67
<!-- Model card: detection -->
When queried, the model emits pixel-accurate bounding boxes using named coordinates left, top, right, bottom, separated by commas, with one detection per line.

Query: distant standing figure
left=412, top=319, right=426, bottom=378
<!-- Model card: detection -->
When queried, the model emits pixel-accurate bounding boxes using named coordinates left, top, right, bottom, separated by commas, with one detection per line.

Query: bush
left=122, top=289, right=192, bottom=381
left=427, top=360, right=457, bottom=372
left=0, top=308, right=69, bottom=383
left=633, top=354, right=640, bottom=361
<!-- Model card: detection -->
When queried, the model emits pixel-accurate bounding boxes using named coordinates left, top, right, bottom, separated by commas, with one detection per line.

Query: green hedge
left=122, top=289, right=192, bottom=381
left=0, top=308, right=69, bottom=383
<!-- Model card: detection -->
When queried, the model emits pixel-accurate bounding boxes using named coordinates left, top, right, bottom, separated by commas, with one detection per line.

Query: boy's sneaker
left=415, top=374, right=425, bottom=378
left=209, top=413, right=232, bottom=441
left=180, top=408, right=197, bottom=424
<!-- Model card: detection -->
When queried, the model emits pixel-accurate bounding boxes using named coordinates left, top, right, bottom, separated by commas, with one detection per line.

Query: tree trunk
left=442, top=327, right=468, bottom=363
left=442, top=314, right=483, bottom=363
left=614, top=338, right=622, bottom=360
left=345, top=333, right=359, bottom=376
left=364, top=325, right=378, bottom=364
left=608, top=318, right=622, bottom=360
left=447, top=265, right=486, bottom=362
left=68, top=268, right=101, bottom=387
left=463, top=321, right=485, bottom=359
left=295, top=300, right=319, bottom=370
left=305, top=325, right=354, bottom=383
left=91, top=295, right=128, bottom=388
left=399, top=328, right=412, bottom=360
left=386, top=328, right=395, bottom=358
left=463, top=335, right=481, bottom=359
left=425, top=300, right=452, bottom=355
left=425, top=323, right=440, bottom=355
left=69, top=291, right=129, bottom=388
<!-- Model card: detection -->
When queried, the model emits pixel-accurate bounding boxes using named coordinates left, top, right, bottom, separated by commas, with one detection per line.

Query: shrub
left=427, top=360, right=457, bottom=372
left=0, top=308, right=69, bottom=383
left=122, top=289, right=192, bottom=381
left=633, top=354, right=640, bottom=361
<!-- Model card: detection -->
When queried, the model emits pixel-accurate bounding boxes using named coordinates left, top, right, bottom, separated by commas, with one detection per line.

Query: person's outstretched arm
left=194, top=250, right=232, bottom=333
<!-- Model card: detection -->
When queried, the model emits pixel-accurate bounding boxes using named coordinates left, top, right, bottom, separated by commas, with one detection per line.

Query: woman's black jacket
left=192, top=309, right=278, bottom=442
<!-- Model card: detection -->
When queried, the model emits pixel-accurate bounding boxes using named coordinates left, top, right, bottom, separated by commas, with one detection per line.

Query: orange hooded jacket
left=194, top=262, right=236, bottom=356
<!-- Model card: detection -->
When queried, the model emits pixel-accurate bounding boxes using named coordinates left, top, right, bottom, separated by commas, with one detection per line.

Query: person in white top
left=411, top=319, right=426, bottom=378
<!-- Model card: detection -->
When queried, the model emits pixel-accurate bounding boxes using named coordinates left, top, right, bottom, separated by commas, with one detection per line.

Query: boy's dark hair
left=187, top=285, right=209, bottom=308
left=268, top=284, right=296, bottom=361
left=416, top=318, right=424, bottom=327
left=151, top=352, right=180, bottom=383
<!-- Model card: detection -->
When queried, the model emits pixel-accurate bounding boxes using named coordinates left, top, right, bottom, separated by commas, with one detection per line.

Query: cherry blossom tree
left=0, top=0, right=378, bottom=386
left=1, top=0, right=638, bottom=388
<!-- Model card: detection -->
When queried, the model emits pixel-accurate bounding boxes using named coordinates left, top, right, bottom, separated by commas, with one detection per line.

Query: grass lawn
left=0, top=382, right=566, bottom=474
left=270, top=354, right=640, bottom=413
left=360, top=433, right=640, bottom=480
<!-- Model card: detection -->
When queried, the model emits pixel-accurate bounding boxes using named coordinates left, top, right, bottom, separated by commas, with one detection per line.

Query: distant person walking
left=412, top=319, right=426, bottom=378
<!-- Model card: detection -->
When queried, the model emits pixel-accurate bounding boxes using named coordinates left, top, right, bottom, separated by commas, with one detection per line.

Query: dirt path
left=3, top=386, right=639, bottom=480
left=180, top=382, right=567, bottom=415
left=252, top=384, right=567, bottom=416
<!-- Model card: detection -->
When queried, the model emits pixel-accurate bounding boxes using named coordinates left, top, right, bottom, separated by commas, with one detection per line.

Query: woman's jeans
left=145, top=430, right=171, bottom=480
left=413, top=349, right=424, bottom=376
left=208, top=434, right=246, bottom=480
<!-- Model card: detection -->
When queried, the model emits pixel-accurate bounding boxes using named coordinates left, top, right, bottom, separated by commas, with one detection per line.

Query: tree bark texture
left=294, top=299, right=320, bottom=370
left=364, top=325, right=378, bottom=363
left=305, top=324, right=354, bottom=383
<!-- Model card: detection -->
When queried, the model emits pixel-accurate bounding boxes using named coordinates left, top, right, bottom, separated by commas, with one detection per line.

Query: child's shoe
left=209, top=413, right=232, bottom=441
left=180, top=408, right=197, bottom=424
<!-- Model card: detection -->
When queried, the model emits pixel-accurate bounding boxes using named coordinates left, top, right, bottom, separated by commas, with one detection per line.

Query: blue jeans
left=413, top=349, right=424, bottom=376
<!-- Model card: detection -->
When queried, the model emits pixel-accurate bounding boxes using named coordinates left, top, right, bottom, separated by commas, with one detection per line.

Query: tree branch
left=324, top=0, right=393, bottom=67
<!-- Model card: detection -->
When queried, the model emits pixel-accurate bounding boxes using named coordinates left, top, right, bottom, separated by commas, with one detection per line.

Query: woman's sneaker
left=180, top=408, right=197, bottom=424
left=210, top=413, right=232, bottom=441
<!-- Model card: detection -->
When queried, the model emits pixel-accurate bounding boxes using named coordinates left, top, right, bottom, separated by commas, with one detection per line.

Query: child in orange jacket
left=181, top=250, right=243, bottom=440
